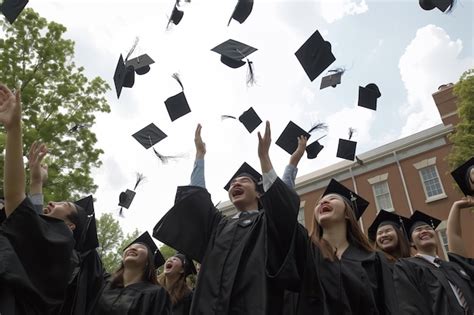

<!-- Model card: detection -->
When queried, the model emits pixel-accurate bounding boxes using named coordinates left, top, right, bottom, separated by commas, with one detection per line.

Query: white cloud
left=319, top=0, right=368, bottom=24
left=398, top=24, right=474, bottom=137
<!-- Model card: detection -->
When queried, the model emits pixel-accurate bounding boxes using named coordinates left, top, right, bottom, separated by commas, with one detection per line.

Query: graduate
left=154, top=122, right=301, bottom=314
left=158, top=253, right=196, bottom=315
left=90, top=232, right=171, bottom=314
left=0, top=84, right=75, bottom=314
left=276, top=178, right=399, bottom=314
left=393, top=210, right=474, bottom=314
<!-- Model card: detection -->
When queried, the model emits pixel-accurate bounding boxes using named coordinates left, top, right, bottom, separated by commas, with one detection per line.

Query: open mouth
left=320, top=205, right=332, bottom=214
left=165, top=262, right=173, bottom=269
left=232, top=188, right=244, bottom=198
left=419, top=233, right=432, bottom=240
left=380, top=238, right=393, bottom=244
left=125, top=251, right=137, bottom=258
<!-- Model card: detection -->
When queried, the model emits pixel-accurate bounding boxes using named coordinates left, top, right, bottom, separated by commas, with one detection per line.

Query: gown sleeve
left=448, top=252, right=474, bottom=278
left=153, top=185, right=223, bottom=263
left=136, top=286, right=172, bottom=315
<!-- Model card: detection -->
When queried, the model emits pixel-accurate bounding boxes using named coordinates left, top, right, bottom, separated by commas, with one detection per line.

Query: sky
left=19, top=0, right=474, bottom=238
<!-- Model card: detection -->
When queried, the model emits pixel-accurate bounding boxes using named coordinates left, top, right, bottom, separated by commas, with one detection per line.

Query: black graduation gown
left=0, top=197, right=74, bottom=314
left=394, top=255, right=474, bottom=315
left=172, top=291, right=193, bottom=315
left=154, top=178, right=300, bottom=315
left=92, top=281, right=172, bottom=315
left=60, top=249, right=105, bottom=315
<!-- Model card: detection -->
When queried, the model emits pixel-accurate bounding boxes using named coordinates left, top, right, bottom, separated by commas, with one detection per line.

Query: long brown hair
left=308, top=195, right=373, bottom=261
left=157, top=272, right=191, bottom=305
left=110, top=246, right=159, bottom=288
left=374, top=225, right=411, bottom=262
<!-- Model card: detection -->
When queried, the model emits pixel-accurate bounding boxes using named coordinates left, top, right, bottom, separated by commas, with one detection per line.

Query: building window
left=419, top=165, right=445, bottom=199
left=298, top=200, right=306, bottom=225
left=372, top=181, right=394, bottom=212
left=437, top=224, right=449, bottom=260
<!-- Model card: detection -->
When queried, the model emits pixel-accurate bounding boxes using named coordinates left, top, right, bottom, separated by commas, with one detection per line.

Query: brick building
left=219, top=84, right=474, bottom=258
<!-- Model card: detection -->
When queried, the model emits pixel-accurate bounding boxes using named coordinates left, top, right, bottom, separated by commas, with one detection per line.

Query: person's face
left=163, top=256, right=184, bottom=276
left=411, top=224, right=437, bottom=249
left=314, top=194, right=346, bottom=227
left=123, top=243, right=149, bottom=267
left=43, top=201, right=77, bottom=230
left=376, top=225, right=399, bottom=252
left=228, top=176, right=260, bottom=209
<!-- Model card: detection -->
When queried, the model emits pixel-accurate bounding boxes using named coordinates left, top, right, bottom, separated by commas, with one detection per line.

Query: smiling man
left=393, top=210, right=474, bottom=314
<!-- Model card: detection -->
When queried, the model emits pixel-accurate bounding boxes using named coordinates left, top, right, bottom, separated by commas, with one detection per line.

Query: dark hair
left=67, top=203, right=86, bottom=243
left=110, top=245, right=158, bottom=288
left=466, top=165, right=474, bottom=194
left=308, top=194, right=373, bottom=261
left=374, top=224, right=411, bottom=262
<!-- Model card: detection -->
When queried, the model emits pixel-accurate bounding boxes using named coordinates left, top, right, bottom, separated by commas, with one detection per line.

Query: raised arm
left=447, top=196, right=474, bottom=257
left=190, top=124, right=206, bottom=188
left=282, top=136, right=307, bottom=189
left=0, top=84, right=25, bottom=217
left=28, top=141, right=48, bottom=214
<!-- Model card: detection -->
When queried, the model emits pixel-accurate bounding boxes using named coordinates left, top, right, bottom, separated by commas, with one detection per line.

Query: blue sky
left=15, top=0, right=474, bottom=235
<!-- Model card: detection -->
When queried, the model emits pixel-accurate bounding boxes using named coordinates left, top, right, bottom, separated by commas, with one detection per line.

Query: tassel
left=134, top=172, right=146, bottom=190
left=221, top=115, right=237, bottom=120
left=119, top=207, right=124, bottom=217
left=172, top=73, right=184, bottom=90
left=125, top=37, right=139, bottom=61
left=246, top=59, right=256, bottom=87
left=307, top=122, right=328, bottom=134
left=328, top=67, right=345, bottom=75
left=348, top=127, right=356, bottom=140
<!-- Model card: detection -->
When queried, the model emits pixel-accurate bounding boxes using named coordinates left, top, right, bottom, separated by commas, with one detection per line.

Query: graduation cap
left=0, top=0, right=29, bottom=24
left=174, top=253, right=197, bottom=276
left=358, top=83, right=381, bottom=111
left=295, top=30, right=336, bottom=82
left=125, top=231, right=165, bottom=269
left=68, top=123, right=89, bottom=133
left=367, top=209, right=410, bottom=242
left=406, top=210, right=441, bottom=240
left=322, top=178, right=369, bottom=220
left=125, top=54, right=155, bottom=75
left=221, top=107, right=262, bottom=133
left=113, top=54, right=135, bottom=99
left=224, top=162, right=263, bottom=193
left=132, top=123, right=177, bottom=163
left=276, top=121, right=327, bottom=159
left=227, top=0, right=253, bottom=26
left=118, top=173, right=145, bottom=216
left=74, top=195, right=99, bottom=251
left=211, top=39, right=258, bottom=86
left=337, top=127, right=357, bottom=161
left=167, top=2, right=184, bottom=29
left=419, top=0, right=454, bottom=12
left=164, top=73, right=191, bottom=122
left=320, top=68, right=345, bottom=90
left=450, top=156, right=474, bottom=196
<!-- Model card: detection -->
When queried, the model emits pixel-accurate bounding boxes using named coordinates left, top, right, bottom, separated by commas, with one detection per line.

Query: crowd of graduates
left=0, top=84, right=473, bottom=315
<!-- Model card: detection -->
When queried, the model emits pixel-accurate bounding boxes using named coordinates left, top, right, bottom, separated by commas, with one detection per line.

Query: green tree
left=0, top=8, right=110, bottom=201
left=96, top=213, right=140, bottom=273
left=448, top=68, right=474, bottom=173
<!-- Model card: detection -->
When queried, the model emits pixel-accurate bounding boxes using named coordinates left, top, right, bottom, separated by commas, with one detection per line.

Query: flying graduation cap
left=167, top=0, right=189, bottom=29
left=228, top=0, right=254, bottom=26
left=0, top=0, right=29, bottom=24
left=132, top=123, right=178, bottom=163
left=450, top=156, right=474, bottom=196
left=320, top=68, right=345, bottom=90
left=211, top=39, right=258, bottom=86
left=73, top=195, right=99, bottom=252
left=125, top=231, right=165, bottom=269
left=118, top=173, right=146, bottom=216
left=322, top=178, right=370, bottom=220
left=164, top=73, right=191, bottom=122
left=221, top=107, right=262, bottom=133
left=406, top=210, right=441, bottom=241
left=367, top=209, right=410, bottom=242
left=337, top=127, right=357, bottom=161
left=358, top=83, right=381, bottom=111
left=419, top=0, right=454, bottom=12
left=276, top=121, right=327, bottom=159
left=295, top=30, right=336, bottom=82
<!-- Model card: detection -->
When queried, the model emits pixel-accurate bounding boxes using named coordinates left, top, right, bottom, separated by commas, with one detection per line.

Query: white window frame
left=298, top=200, right=306, bottom=225
left=368, top=173, right=394, bottom=212
left=436, top=221, right=449, bottom=260
left=413, top=158, right=447, bottom=203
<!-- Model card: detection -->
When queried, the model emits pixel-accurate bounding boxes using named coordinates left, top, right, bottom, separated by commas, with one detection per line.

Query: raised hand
left=452, top=196, right=474, bottom=210
left=258, top=121, right=273, bottom=173
left=290, top=135, right=308, bottom=167
left=194, top=123, right=206, bottom=159
left=28, top=141, right=49, bottom=186
left=0, top=84, right=21, bottom=131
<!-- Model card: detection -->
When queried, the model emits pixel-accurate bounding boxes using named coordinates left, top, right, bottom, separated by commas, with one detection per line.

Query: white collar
left=232, top=209, right=259, bottom=219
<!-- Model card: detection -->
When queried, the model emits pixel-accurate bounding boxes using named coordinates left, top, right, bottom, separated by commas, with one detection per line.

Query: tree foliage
left=96, top=213, right=140, bottom=273
left=448, top=68, right=474, bottom=171
left=0, top=9, right=110, bottom=201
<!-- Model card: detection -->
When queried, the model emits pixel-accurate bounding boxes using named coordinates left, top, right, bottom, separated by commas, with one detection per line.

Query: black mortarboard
left=406, top=210, right=441, bottom=240
left=0, top=0, right=28, bottom=24
left=74, top=195, right=99, bottom=251
left=276, top=121, right=327, bottom=159
left=113, top=54, right=135, bottom=98
left=227, top=0, right=253, bottom=26
left=358, top=83, right=381, bottom=111
left=125, top=54, right=155, bottom=75
left=367, top=209, right=410, bottom=242
left=132, top=123, right=167, bottom=149
left=224, top=162, right=263, bottom=192
left=337, top=127, right=357, bottom=161
left=419, top=0, right=454, bottom=12
left=451, top=156, right=474, bottom=196
left=322, top=178, right=369, bottom=220
left=125, top=231, right=165, bottom=268
left=118, top=173, right=145, bottom=215
left=164, top=73, right=191, bottom=122
left=320, top=69, right=344, bottom=89
left=222, top=107, right=262, bottom=133
left=211, top=39, right=257, bottom=69
left=295, top=30, right=336, bottom=82
left=167, top=5, right=184, bottom=28
left=175, top=253, right=197, bottom=276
